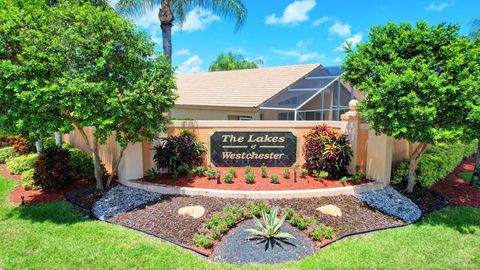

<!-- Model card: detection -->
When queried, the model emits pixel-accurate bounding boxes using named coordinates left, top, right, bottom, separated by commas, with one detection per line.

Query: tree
left=115, top=0, right=247, bottom=63
left=0, top=0, right=176, bottom=190
left=342, top=22, right=480, bottom=192
left=208, top=52, right=262, bottom=71
left=469, top=18, right=480, bottom=186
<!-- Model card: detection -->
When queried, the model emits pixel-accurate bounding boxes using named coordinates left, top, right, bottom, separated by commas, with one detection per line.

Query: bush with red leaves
left=6, top=136, right=34, bottom=155
left=33, top=147, right=75, bottom=191
left=303, top=125, right=352, bottom=179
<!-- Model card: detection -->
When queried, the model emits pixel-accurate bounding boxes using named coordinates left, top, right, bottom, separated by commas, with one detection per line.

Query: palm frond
left=116, top=0, right=161, bottom=16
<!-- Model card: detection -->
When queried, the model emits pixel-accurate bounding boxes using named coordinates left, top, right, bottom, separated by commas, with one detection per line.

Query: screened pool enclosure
left=259, top=66, right=354, bottom=121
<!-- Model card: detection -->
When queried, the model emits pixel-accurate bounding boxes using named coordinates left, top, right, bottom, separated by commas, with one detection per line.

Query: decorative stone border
left=122, top=179, right=387, bottom=199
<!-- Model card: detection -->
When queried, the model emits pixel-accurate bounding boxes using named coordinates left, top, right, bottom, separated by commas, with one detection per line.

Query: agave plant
left=245, top=206, right=295, bottom=241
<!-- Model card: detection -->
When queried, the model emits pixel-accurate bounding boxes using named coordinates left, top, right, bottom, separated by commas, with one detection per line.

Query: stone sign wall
left=210, top=131, right=297, bottom=167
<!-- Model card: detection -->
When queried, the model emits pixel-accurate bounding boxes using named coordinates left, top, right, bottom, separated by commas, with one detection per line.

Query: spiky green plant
left=245, top=206, right=295, bottom=241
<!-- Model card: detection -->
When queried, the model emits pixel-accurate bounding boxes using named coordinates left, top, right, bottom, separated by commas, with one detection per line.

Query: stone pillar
left=366, top=130, right=393, bottom=184
left=118, top=142, right=144, bottom=182
left=341, top=99, right=361, bottom=174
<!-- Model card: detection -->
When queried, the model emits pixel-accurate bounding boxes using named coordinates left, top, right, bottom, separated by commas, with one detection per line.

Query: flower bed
left=143, top=166, right=371, bottom=191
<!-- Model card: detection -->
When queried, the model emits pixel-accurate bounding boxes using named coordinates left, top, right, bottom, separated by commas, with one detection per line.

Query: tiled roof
left=175, top=64, right=320, bottom=108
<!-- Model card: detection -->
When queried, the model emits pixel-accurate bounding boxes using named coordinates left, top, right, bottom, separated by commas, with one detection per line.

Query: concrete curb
left=122, top=179, right=387, bottom=199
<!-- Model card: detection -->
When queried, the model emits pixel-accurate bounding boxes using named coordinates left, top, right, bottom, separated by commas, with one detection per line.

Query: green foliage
left=392, top=141, right=477, bottom=187
left=260, top=166, right=268, bottom=178
left=192, top=166, right=206, bottom=177
left=308, top=224, right=334, bottom=240
left=0, top=147, right=14, bottom=163
left=283, top=168, right=290, bottom=179
left=312, top=170, right=329, bottom=179
left=68, top=149, right=104, bottom=181
left=206, top=168, right=217, bottom=180
left=270, top=174, right=279, bottom=184
left=209, top=52, right=261, bottom=71
left=227, top=168, right=237, bottom=177
left=339, top=172, right=366, bottom=183
left=6, top=154, right=38, bottom=175
left=290, top=212, right=315, bottom=230
left=223, top=204, right=247, bottom=220
left=284, top=208, right=295, bottom=220
left=300, top=168, right=308, bottom=178
left=20, top=169, right=36, bottom=190
left=33, top=147, right=74, bottom=191
left=459, top=172, right=473, bottom=182
left=245, top=171, right=255, bottom=184
left=224, top=172, right=234, bottom=184
left=42, top=137, right=57, bottom=149
left=244, top=166, right=252, bottom=174
left=1, top=0, right=177, bottom=188
left=245, top=206, right=295, bottom=241
left=192, top=233, right=213, bottom=248
left=145, top=168, right=160, bottom=180
left=343, top=21, right=480, bottom=144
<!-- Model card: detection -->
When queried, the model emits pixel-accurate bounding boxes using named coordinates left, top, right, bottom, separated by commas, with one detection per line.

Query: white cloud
left=265, top=0, right=316, bottom=25
left=425, top=2, right=449, bottom=11
left=273, top=49, right=324, bottom=62
left=296, top=39, right=313, bottom=50
left=335, top=33, right=363, bottom=51
left=177, top=55, right=203, bottom=74
left=312, top=16, right=331, bottom=26
left=173, top=8, right=220, bottom=33
left=329, top=22, right=352, bottom=38
left=333, top=57, right=342, bottom=64
left=175, top=49, right=190, bottom=56
left=131, top=5, right=161, bottom=29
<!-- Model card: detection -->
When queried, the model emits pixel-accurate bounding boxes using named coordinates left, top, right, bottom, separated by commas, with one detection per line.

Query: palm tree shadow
left=248, top=237, right=297, bottom=251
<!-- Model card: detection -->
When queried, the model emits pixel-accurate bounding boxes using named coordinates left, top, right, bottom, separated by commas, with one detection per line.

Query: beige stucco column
left=366, top=130, right=393, bottom=185
left=341, top=100, right=362, bottom=174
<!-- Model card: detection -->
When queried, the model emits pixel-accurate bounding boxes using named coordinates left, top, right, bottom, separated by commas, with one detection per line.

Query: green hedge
left=21, top=169, right=36, bottom=190
left=0, top=147, right=14, bottom=163
left=392, top=141, right=477, bottom=187
left=6, top=153, right=39, bottom=175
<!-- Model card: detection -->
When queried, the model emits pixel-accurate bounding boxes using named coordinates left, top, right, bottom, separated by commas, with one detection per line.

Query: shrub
left=300, top=168, right=308, bottom=178
left=244, top=166, right=252, bottom=174
left=284, top=208, right=294, bottom=220
left=224, top=172, right=234, bottom=184
left=193, top=166, right=207, bottom=177
left=283, top=168, right=290, bottom=179
left=0, top=147, right=14, bottom=163
left=193, top=233, right=213, bottom=248
left=68, top=148, right=103, bottom=181
left=246, top=202, right=261, bottom=217
left=153, top=130, right=206, bottom=173
left=145, top=168, right=160, bottom=180
left=206, top=168, right=217, bottom=180
left=312, top=170, right=329, bottom=179
left=6, top=153, right=38, bottom=175
left=21, top=169, right=36, bottom=190
left=33, top=147, right=74, bottom=191
left=303, top=124, right=352, bottom=179
left=245, top=171, right=255, bottom=184
left=261, top=166, right=268, bottom=178
left=270, top=174, right=279, bottom=184
left=308, top=224, right=334, bottom=240
left=391, top=141, right=477, bottom=187
left=290, top=212, right=315, bottom=230
left=7, top=136, right=34, bottom=155
left=228, top=168, right=237, bottom=178
left=43, top=137, right=57, bottom=149
left=223, top=204, right=247, bottom=220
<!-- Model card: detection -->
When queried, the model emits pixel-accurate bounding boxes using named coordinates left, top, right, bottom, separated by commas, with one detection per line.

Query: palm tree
left=116, top=0, right=247, bottom=63
left=209, top=52, right=262, bottom=71
left=470, top=19, right=480, bottom=39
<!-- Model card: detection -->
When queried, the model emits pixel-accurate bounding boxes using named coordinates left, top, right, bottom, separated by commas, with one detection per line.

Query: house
left=171, top=64, right=361, bottom=121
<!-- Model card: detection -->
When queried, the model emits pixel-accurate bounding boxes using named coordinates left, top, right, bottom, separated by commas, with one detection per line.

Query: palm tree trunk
left=159, top=0, right=174, bottom=63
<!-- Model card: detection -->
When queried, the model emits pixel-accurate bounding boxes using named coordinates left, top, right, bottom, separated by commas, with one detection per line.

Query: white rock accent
left=316, top=205, right=342, bottom=217
left=178, top=205, right=205, bottom=219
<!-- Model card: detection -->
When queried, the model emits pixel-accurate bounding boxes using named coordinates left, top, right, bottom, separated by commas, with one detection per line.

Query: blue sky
left=119, top=0, right=480, bottom=73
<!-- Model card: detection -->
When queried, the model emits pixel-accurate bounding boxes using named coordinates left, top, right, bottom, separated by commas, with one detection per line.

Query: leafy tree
left=469, top=18, right=480, bottom=186
left=115, top=0, right=247, bottom=63
left=342, top=22, right=480, bottom=192
left=0, top=0, right=176, bottom=189
left=208, top=52, right=262, bottom=71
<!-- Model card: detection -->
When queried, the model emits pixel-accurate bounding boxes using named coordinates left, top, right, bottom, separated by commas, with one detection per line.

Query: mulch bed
left=1, top=164, right=65, bottom=205
left=64, top=184, right=111, bottom=211
left=145, top=166, right=371, bottom=191
left=108, top=194, right=404, bottom=255
left=211, top=219, right=315, bottom=265
left=433, top=157, right=480, bottom=208
left=393, top=183, right=451, bottom=215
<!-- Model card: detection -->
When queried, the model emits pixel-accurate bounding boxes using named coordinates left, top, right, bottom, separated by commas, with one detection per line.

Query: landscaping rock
left=316, top=204, right=342, bottom=217
left=177, top=205, right=205, bottom=219
left=212, top=219, right=315, bottom=265
left=356, top=186, right=421, bottom=223
left=92, top=185, right=161, bottom=220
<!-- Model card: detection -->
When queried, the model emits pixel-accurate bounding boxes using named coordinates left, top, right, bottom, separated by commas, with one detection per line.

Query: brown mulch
left=145, top=166, right=371, bottom=191
left=433, top=157, right=480, bottom=208
left=393, top=183, right=450, bottom=214
left=108, top=195, right=404, bottom=252
left=64, top=184, right=110, bottom=211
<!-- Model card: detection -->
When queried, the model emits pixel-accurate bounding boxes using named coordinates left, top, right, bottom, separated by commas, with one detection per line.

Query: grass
left=0, top=176, right=479, bottom=269
left=459, top=172, right=474, bottom=182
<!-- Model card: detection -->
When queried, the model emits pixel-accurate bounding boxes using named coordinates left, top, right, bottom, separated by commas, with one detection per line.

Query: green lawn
left=0, top=176, right=479, bottom=270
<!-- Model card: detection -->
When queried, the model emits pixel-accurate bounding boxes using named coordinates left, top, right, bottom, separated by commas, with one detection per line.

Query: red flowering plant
left=303, top=124, right=352, bottom=179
